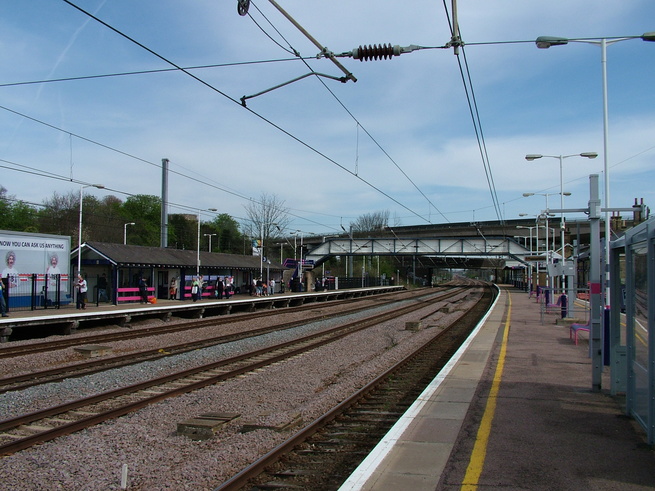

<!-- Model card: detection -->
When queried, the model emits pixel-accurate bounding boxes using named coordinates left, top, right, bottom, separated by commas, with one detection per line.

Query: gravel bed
left=0, top=291, right=482, bottom=490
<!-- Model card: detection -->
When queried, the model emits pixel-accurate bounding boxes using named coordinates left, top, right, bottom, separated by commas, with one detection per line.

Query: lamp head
left=525, top=154, right=543, bottom=161
left=562, top=192, right=572, bottom=196
left=523, top=192, right=534, bottom=197
left=535, top=36, right=569, bottom=49
left=580, top=152, right=598, bottom=159
left=642, top=32, right=655, bottom=42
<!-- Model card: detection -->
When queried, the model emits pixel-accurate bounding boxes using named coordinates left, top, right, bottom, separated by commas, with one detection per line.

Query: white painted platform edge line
left=338, top=287, right=503, bottom=491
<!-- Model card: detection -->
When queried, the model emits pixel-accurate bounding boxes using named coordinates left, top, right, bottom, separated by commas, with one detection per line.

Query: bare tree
left=243, top=193, right=291, bottom=258
left=351, top=210, right=390, bottom=233
left=39, top=191, right=79, bottom=237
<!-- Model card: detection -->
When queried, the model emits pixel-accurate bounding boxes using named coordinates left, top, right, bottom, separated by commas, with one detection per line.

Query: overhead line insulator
left=350, top=44, right=422, bottom=61
left=353, top=44, right=395, bottom=61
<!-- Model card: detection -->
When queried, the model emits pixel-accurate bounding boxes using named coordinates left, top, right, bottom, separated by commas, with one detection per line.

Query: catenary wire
left=60, top=0, right=433, bottom=226
left=247, top=1, right=447, bottom=223
left=441, top=0, right=502, bottom=225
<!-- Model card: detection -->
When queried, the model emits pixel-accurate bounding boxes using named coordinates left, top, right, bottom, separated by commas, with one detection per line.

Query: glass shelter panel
left=630, top=243, right=649, bottom=428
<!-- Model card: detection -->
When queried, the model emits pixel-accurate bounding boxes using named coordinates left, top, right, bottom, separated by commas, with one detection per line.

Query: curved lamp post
left=77, top=183, right=104, bottom=306
left=526, top=152, right=597, bottom=265
left=523, top=192, right=570, bottom=290
left=535, top=32, right=655, bottom=305
left=77, top=183, right=105, bottom=276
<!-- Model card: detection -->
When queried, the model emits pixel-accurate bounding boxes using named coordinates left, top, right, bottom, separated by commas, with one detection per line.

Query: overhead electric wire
left=62, top=0, right=434, bottom=229
left=246, top=1, right=442, bottom=223
left=60, top=0, right=433, bottom=227
left=458, top=49, right=503, bottom=222
left=442, top=0, right=503, bottom=226
left=0, top=98, right=346, bottom=237
left=247, top=1, right=299, bottom=56
left=0, top=58, right=304, bottom=88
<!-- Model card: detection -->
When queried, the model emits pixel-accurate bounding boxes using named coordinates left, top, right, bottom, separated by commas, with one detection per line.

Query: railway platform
left=341, top=285, right=655, bottom=490
left=0, top=286, right=404, bottom=341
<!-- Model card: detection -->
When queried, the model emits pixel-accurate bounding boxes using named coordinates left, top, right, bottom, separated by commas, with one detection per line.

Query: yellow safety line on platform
left=460, top=291, right=512, bottom=491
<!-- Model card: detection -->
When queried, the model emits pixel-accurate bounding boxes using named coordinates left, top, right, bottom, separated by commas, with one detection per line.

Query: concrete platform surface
left=342, top=286, right=655, bottom=490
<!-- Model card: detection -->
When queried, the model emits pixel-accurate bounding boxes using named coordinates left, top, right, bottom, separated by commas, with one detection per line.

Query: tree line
left=0, top=186, right=244, bottom=254
left=0, top=185, right=411, bottom=280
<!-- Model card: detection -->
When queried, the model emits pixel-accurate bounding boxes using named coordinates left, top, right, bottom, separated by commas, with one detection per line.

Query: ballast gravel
left=0, top=291, right=482, bottom=490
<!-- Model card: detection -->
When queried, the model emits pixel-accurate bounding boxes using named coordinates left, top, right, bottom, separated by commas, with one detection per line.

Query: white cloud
left=0, top=0, right=653, bottom=234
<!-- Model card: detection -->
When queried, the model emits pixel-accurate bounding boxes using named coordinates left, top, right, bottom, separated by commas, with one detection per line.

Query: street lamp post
left=204, top=233, right=217, bottom=252
left=260, top=224, right=264, bottom=279
left=77, top=184, right=105, bottom=276
left=274, top=223, right=297, bottom=270
left=518, top=223, right=538, bottom=293
left=197, top=208, right=218, bottom=276
left=523, top=192, right=569, bottom=293
left=341, top=223, right=354, bottom=278
left=77, top=183, right=104, bottom=306
left=123, top=222, right=135, bottom=245
left=535, top=32, right=655, bottom=307
left=293, top=230, right=304, bottom=290
left=526, top=152, right=597, bottom=295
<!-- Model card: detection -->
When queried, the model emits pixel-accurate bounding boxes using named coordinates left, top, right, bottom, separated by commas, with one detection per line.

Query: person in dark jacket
left=139, top=276, right=148, bottom=304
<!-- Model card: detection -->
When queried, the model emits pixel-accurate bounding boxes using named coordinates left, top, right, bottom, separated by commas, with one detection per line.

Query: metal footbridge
left=304, top=236, right=532, bottom=269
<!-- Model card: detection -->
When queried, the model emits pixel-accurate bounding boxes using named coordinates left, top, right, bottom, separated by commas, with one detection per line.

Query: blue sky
left=1, top=1, right=654, bottom=236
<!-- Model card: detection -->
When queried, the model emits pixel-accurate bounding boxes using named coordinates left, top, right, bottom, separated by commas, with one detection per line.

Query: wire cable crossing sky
left=0, top=1, right=653, bottom=236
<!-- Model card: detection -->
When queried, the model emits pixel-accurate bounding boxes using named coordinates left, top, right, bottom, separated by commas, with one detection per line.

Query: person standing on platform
left=139, top=276, right=148, bottom=304
left=169, top=277, right=177, bottom=300
left=269, top=279, right=275, bottom=295
left=76, top=274, right=87, bottom=310
left=198, top=274, right=205, bottom=300
left=215, top=277, right=224, bottom=299
left=191, top=276, right=200, bottom=302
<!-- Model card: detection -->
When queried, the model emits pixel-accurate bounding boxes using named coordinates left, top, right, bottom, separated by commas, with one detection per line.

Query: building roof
left=80, top=242, right=285, bottom=271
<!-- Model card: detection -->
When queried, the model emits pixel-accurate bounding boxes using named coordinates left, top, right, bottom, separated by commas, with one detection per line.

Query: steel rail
left=0, top=289, right=422, bottom=358
left=0, top=289, right=448, bottom=393
left=0, top=288, right=464, bottom=456
left=216, top=284, right=495, bottom=490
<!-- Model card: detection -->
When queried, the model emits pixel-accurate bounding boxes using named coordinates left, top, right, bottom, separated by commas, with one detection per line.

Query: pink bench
left=117, top=287, right=155, bottom=303
left=569, top=321, right=590, bottom=345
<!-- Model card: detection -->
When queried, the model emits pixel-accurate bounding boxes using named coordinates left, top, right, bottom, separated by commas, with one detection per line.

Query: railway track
left=0, top=288, right=462, bottom=393
left=0, top=287, right=473, bottom=456
left=217, top=284, right=496, bottom=490
left=0, top=288, right=429, bottom=359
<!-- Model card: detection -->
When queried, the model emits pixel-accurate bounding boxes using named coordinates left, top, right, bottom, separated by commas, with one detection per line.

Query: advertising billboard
left=0, top=230, right=71, bottom=302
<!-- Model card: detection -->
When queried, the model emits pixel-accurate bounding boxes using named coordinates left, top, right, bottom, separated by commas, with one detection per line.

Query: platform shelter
left=611, top=215, right=655, bottom=444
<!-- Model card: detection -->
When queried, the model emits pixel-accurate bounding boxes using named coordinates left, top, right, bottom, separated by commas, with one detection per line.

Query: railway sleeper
left=17, top=424, right=54, bottom=433
left=273, top=469, right=319, bottom=477
left=68, top=410, right=99, bottom=417
left=42, top=418, right=71, bottom=425
left=0, top=433, right=25, bottom=441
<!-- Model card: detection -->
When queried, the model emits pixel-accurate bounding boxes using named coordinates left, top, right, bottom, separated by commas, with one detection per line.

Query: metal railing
left=3, top=274, right=71, bottom=312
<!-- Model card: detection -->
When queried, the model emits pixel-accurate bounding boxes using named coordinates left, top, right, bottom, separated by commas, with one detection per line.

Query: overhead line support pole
left=450, top=0, right=461, bottom=55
